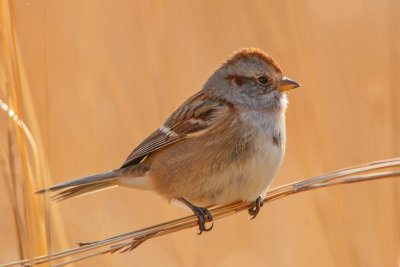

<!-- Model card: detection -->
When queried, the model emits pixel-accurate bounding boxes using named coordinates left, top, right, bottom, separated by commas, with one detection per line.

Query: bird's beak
left=279, top=76, right=301, bottom=91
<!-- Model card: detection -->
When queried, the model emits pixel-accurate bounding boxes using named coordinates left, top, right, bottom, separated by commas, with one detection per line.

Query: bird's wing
left=120, top=92, right=230, bottom=168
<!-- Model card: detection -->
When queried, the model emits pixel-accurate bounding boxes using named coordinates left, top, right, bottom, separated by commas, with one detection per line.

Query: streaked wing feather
left=120, top=131, right=183, bottom=168
left=120, top=92, right=228, bottom=168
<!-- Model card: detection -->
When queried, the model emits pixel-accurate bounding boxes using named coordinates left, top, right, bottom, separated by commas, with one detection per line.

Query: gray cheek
left=235, top=85, right=253, bottom=100
left=238, top=89, right=247, bottom=96
left=240, top=83, right=259, bottom=96
left=256, top=88, right=267, bottom=95
left=262, top=85, right=275, bottom=94
left=247, top=83, right=273, bottom=96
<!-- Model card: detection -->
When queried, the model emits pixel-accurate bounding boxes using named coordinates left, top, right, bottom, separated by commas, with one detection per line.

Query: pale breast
left=194, top=109, right=286, bottom=206
left=143, top=107, right=286, bottom=207
left=242, top=108, right=287, bottom=192
left=238, top=131, right=285, bottom=201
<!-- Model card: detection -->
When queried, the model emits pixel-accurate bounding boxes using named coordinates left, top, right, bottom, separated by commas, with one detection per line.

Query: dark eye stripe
left=257, top=76, right=268, bottom=84
left=226, top=75, right=253, bottom=86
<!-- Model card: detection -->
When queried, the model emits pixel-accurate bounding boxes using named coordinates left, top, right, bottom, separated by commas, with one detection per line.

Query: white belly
left=187, top=106, right=287, bottom=206
left=208, top=133, right=285, bottom=205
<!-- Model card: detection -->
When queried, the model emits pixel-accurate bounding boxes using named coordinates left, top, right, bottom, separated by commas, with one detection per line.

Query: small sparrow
left=37, top=48, right=300, bottom=234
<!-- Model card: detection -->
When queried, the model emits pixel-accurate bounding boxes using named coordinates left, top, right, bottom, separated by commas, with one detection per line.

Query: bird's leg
left=178, top=197, right=213, bottom=235
left=248, top=195, right=264, bottom=219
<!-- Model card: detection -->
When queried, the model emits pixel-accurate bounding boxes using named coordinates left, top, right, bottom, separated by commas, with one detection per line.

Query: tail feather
left=36, top=170, right=121, bottom=201
left=51, top=182, right=118, bottom=202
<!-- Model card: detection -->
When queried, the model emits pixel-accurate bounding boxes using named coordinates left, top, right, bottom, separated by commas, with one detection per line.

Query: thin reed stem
left=0, top=158, right=399, bottom=267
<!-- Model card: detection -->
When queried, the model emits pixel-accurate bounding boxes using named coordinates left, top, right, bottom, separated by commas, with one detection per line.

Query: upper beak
left=279, top=76, right=301, bottom=91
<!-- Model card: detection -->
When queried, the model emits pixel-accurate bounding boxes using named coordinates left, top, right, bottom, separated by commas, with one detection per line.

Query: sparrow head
left=203, top=48, right=300, bottom=109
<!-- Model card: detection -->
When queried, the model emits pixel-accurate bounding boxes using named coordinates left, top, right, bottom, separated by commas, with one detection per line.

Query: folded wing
left=121, top=92, right=229, bottom=168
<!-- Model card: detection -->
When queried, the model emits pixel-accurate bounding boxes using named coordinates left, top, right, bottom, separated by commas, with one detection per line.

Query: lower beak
left=279, top=76, right=301, bottom=91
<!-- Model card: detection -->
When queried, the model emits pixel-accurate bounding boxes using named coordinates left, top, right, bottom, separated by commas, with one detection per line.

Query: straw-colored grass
left=0, top=0, right=67, bottom=265
left=0, top=0, right=47, bottom=259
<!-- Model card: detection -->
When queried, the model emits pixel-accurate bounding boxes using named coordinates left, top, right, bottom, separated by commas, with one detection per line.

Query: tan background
left=1, top=0, right=400, bottom=266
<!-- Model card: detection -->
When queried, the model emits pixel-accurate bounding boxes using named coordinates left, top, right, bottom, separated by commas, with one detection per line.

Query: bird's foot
left=248, top=196, right=264, bottom=219
left=191, top=206, right=214, bottom=235
left=178, top=197, right=214, bottom=235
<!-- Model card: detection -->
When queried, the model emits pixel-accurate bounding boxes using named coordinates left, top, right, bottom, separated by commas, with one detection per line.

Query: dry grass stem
left=1, top=158, right=399, bottom=267
left=0, top=0, right=63, bottom=264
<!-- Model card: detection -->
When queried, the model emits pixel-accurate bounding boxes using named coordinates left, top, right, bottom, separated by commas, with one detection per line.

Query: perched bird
left=36, top=48, right=300, bottom=234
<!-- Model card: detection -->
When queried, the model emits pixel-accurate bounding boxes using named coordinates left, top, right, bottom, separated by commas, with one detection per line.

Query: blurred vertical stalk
left=0, top=0, right=51, bottom=264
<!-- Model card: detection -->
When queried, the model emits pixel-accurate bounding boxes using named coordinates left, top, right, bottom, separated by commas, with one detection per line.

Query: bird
left=36, top=48, right=300, bottom=234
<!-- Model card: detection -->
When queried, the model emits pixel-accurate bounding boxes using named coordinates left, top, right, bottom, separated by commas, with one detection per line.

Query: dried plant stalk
left=1, top=158, right=399, bottom=267
left=0, top=0, right=53, bottom=264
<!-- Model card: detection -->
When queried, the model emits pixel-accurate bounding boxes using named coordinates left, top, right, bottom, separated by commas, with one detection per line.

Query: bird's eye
left=257, top=76, right=268, bottom=85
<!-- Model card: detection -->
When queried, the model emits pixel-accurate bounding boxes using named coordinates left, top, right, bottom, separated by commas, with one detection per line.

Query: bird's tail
left=35, top=170, right=121, bottom=201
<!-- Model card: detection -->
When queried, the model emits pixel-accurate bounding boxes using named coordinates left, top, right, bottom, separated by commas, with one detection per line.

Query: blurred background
left=0, top=0, right=399, bottom=266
